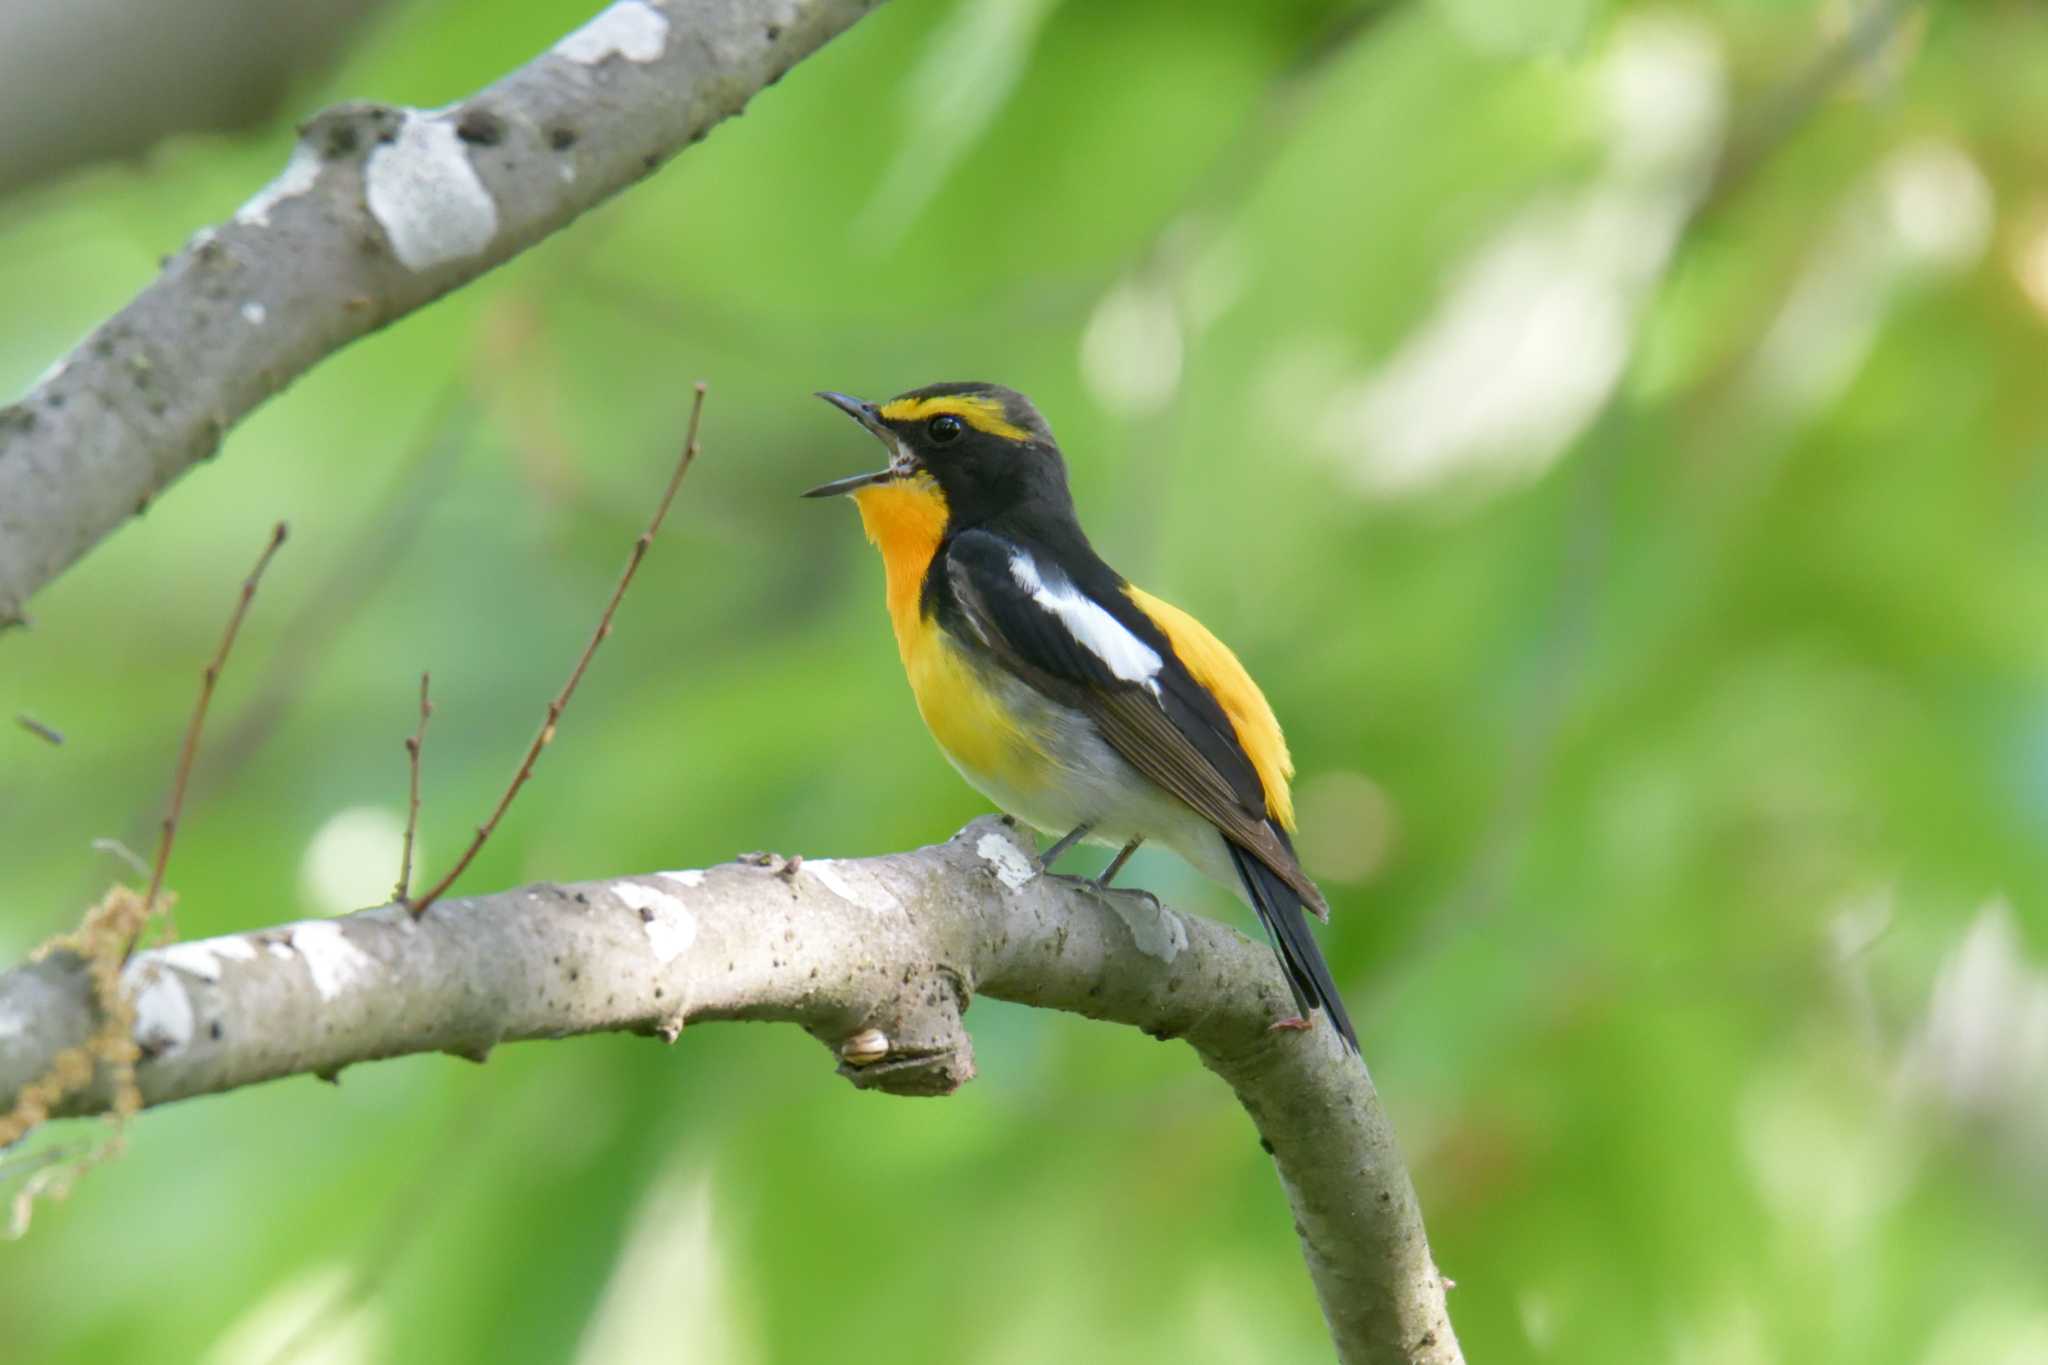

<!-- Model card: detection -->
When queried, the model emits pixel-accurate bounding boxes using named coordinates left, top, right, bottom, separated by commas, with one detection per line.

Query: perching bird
left=806, top=382, right=1356, bottom=1050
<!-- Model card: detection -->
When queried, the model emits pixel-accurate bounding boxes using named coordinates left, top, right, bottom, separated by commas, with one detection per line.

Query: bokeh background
left=5, top=0, right=2048, bottom=1360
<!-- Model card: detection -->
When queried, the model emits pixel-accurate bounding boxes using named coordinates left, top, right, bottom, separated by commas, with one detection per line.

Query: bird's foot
left=1119, top=886, right=1163, bottom=911
left=1267, top=1015, right=1313, bottom=1034
left=1049, top=871, right=1158, bottom=907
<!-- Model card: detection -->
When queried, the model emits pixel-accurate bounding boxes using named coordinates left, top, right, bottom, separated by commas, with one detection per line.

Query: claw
left=1268, top=1014, right=1313, bottom=1034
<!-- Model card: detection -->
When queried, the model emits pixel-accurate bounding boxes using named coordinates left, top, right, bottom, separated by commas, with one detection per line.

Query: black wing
left=937, top=528, right=1325, bottom=915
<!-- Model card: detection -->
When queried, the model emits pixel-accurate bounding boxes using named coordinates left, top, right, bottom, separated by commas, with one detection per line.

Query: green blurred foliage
left=5, top=0, right=2048, bottom=1360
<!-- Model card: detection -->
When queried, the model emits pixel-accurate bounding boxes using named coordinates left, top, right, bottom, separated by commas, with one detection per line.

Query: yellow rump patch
left=1124, top=585, right=1297, bottom=830
left=878, top=393, right=1033, bottom=443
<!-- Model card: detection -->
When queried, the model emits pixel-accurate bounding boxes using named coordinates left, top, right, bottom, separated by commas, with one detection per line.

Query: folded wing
left=938, top=528, right=1326, bottom=916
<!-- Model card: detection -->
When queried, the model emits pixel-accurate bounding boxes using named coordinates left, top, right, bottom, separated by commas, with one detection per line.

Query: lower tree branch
left=0, top=0, right=884, bottom=627
left=0, top=816, right=1459, bottom=1364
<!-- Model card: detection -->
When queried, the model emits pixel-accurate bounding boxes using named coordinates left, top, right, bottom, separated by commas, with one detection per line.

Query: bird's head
left=804, top=381, right=1069, bottom=530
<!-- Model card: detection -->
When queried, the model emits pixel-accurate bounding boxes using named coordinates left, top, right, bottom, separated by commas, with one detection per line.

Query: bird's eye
left=927, top=414, right=963, bottom=444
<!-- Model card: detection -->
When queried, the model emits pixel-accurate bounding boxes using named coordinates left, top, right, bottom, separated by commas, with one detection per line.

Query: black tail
left=1227, top=842, right=1359, bottom=1054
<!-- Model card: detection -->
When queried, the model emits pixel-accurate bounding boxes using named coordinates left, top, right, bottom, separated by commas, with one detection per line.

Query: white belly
left=943, top=667, right=1241, bottom=894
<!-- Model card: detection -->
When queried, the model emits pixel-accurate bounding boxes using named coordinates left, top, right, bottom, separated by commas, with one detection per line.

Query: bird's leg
left=1093, top=837, right=1144, bottom=889
left=1038, top=821, right=1095, bottom=872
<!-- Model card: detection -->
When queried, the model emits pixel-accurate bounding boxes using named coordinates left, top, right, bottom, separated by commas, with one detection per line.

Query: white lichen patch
left=975, top=832, right=1035, bottom=892
left=124, top=964, right=195, bottom=1057
left=657, top=868, right=707, bottom=891
left=364, top=112, right=499, bottom=272
left=0, top=1007, right=24, bottom=1042
left=241, top=302, right=268, bottom=326
left=236, top=142, right=323, bottom=227
left=617, top=882, right=697, bottom=963
left=155, top=935, right=258, bottom=983
left=555, top=1, right=671, bottom=64
left=1109, top=895, right=1188, bottom=962
left=286, top=920, right=379, bottom=1000
left=802, top=859, right=902, bottom=915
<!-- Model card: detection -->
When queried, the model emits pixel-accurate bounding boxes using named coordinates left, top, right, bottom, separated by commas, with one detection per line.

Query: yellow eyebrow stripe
left=878, top=394, right=1033, bottom=442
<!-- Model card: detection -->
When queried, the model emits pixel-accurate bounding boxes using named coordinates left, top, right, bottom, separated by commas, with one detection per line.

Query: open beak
left=803, top=392, right=898, bottom=497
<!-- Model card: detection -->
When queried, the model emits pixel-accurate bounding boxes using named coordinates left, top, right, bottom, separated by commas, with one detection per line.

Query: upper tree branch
left=0, top=817, right=1460, bottom=1365
left=0, top=0, right=884, bottom=627
left=0, top=0, right=391, bottom=198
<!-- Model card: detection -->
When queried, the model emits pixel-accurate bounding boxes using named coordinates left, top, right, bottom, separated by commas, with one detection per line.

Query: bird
left=805, top=381, right=1357, bottom=1051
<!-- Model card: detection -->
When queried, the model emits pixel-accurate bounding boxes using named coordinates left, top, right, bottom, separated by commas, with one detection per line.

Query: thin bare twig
left=405, top=385, right=706, bottom=917
left=394, top=672, right=434, bottom=903
left=75, top=395, right=465, bottom=918
left=140, top=521, right=289, bottom=942
left=15, top=714, right=63, bottom=746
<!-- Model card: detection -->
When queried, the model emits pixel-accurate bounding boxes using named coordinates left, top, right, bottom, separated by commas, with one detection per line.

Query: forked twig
left=405, top=385, right=706, bottom=918
left=141, top=521, right=289, bottom=940
left=394, top=672, right=434, bottom=903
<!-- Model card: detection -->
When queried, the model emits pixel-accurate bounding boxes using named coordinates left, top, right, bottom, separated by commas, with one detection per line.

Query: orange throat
left=850, top=475, right=949, bottom=658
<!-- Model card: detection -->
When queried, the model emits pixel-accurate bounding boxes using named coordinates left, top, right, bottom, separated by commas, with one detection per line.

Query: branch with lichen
left=0, top=0, right=886, bottom=627
left=0, top=818, right=1462, bottom=1364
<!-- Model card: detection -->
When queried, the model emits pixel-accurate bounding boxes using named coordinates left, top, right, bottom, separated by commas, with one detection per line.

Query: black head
left=805, top=382, right=1073, bottom=529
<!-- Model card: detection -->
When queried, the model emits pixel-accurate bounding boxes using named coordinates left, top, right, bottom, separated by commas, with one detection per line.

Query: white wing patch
left=1008, top=551, right=1163, bottom=693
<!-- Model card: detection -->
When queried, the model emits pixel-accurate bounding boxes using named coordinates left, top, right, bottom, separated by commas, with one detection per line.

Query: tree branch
left=0, top=0, right=391, bottom=199
left=0, top=816, right=1459, bottom=1364
left=0, top=0, right=884, bottom=627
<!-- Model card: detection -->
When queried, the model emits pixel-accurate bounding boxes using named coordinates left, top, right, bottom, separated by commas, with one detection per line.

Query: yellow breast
left=851, top=477, right=1041, bottom=791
